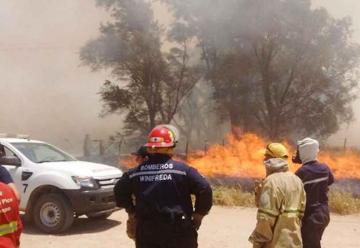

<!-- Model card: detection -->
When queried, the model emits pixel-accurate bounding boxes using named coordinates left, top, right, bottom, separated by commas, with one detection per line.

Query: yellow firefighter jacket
left=250, top=170, right=306, bottom=248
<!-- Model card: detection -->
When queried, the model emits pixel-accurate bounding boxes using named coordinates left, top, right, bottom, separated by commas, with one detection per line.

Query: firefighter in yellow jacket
left=249, top=143, right=306, bottom=248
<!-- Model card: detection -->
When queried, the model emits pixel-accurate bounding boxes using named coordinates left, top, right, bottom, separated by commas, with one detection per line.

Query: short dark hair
left=131, top=146, right=148, bottom=157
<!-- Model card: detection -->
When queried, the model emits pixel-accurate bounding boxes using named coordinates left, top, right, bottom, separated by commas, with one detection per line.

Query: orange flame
left=188, top=133, right=273, bottom=178
left=121, top=155, right=137, bottom=169
left=188, top=133, right=360, bottom=179
left=120, top=133, right=360, bottom=179
left=319, top=150, right=360, bottom=179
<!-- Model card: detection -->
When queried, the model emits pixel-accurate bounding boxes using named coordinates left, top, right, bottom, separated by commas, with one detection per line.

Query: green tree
left=164, top=0, right=360, bottom=139
left=80, top=0, right=200, bottom=139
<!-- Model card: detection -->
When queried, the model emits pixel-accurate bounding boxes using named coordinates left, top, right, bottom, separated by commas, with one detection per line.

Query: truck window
left=0, top=145, right=18, bottom=158
left=10, top=143, right=75, bottom=163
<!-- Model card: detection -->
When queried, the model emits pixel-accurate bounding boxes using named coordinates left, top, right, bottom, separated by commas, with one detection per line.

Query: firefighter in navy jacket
left=114, top=125, right=213, bottom=248
left=293, top=138, right=334, bottom=248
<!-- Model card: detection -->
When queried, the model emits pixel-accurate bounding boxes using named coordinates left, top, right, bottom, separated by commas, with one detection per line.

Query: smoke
left=312, top=0, right=360, bottom=148
left=163, top=0, right=360, bottom=144
left=0, top=0, right=359, bottom=158
left=0, top=0, right=120, bottom=155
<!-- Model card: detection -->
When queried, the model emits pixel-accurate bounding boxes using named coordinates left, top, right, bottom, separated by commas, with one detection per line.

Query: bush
left=329, top=190, right=360, bottom=215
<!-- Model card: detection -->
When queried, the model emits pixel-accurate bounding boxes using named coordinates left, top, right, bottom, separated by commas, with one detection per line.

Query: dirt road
left=21, top=206, right=360, bottom=248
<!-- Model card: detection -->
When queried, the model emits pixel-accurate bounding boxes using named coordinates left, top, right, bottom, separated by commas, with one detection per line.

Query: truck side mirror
left=0, top=156, right=21, bottom=166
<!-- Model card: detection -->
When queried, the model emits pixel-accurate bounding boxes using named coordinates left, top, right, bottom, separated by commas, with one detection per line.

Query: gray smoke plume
left=0, top=0, right=359, bottom=158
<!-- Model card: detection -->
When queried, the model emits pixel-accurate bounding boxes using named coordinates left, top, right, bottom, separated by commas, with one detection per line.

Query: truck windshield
left=10, top=142, right=76, bottom=163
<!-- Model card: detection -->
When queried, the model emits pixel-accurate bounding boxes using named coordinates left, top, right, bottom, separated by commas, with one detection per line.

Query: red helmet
left=145, top=125, right=177, bottom=148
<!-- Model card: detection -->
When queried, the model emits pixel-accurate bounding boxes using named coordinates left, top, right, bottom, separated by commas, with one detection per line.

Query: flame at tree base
left=321, top=151, right=360, bottom=179
left=188, top=133, right=277, bottom=178
left=120, top=133, right=360, bottom=180
left=188, top=133, right=360, bottom=179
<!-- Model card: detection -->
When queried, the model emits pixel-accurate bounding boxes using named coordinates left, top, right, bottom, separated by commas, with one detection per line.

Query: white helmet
left=297, top=137, right=319, bottom=164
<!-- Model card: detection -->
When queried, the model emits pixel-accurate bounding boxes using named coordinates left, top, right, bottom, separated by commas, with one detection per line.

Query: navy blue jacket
left=114, top=154, right=212, bottom=219
left=295, top=161, right=334, bottom=216
left=0, top=165, right=13, bottom=184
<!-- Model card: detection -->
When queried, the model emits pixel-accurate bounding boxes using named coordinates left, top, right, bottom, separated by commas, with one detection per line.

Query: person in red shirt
left=0, top=182, right=22, bottom=248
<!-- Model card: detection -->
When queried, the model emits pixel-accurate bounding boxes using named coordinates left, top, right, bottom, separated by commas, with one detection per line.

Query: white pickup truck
left=0, top=136, right=123, bottom=233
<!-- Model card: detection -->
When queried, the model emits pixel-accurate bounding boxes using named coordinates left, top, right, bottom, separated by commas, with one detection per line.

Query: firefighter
left=0, top=182, right=23, bottom=248
left=131, top=146, right=149, bottom=164
left=249, top=143, right=306, bottom=248
left=114, top=125, right=213, bottom=248
left=254, top=143, right=292, bottom=206
left=293, top=138, right=334, bottom=248
left=0, top=162, right=20, bottom=200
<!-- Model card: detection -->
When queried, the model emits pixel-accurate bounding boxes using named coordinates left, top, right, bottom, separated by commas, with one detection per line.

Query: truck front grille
left=96, top=177, right=120, bottom=189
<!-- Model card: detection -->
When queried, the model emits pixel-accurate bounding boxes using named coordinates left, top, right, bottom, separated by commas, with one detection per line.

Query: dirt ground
left=21, top=206, right=360, bottom=248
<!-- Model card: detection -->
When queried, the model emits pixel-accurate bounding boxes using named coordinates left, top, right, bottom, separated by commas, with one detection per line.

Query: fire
left=319, top=150, right=360, bottom=179
left=121, top=155, right=137, bottom=169
left=120, top=133, right=360, bottom=179
left=188, top=133, right=360, bottom=179
left=188, top=133, right=274, bottom=178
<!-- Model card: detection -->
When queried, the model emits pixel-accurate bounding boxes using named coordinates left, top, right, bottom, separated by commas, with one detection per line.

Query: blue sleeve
left=187, top=166, right=213, bottom=215
left=0, top=166, right=13, bottom=184
left=114, top=171, right=135, bottom=214
left=295, top=167, right=304, bottom=181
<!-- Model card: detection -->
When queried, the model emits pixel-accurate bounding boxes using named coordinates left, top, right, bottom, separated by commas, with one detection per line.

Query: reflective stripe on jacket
left=0, top=221, right=18, bottom=236
left=295, top=161, right=334, bottom=218
left=0, top=182, right=23, bottom=248
left=250, top=171, right=306, bottom=248
left=114, top=154, right=212, bottom=218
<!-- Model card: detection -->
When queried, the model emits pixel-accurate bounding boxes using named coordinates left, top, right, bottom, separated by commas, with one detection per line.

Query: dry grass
left=329, top=190, right=360, bottom=215
left=212, top=186, right=254, bottom=207
left=212, top=186, right=360, bottom=215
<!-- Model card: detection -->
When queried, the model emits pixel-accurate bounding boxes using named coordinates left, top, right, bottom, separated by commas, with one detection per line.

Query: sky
left=0, top=0, right=359, bottom=155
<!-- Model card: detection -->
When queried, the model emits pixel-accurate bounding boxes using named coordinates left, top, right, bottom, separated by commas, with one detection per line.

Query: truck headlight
left=72, top=176, right=99, bottom=189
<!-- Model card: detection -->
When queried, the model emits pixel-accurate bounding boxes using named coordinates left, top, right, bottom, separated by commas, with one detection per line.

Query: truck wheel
left=33, top=193, right=74, bottom=233
left=86, top=212, right=112, bottom=220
